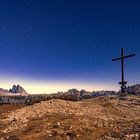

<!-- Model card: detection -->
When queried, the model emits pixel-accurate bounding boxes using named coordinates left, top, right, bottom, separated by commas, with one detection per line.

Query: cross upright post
left=121, top=48, right=125, bottom=93
left=112, top=48, right=135, bottom=94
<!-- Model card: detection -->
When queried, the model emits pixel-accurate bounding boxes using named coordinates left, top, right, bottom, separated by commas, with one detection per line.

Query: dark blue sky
left=0, top=0, right=140, bottom=92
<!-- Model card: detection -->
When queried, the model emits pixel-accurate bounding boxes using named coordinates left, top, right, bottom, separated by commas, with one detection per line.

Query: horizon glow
left=0, top=75, right=119, bottom=94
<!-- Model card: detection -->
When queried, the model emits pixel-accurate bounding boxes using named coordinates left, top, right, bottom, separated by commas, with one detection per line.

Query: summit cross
left=112, top=48, right=135, bottom=94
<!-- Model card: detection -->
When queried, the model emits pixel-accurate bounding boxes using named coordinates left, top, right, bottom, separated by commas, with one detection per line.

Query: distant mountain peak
left=9, top=85, right=28, bottom=95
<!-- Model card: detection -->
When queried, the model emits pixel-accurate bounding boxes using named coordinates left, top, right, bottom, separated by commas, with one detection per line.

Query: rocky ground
left=0, top=96, right=140, bottom=140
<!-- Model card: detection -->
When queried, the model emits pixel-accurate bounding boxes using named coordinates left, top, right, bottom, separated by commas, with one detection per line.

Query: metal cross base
left=118, top=81, right=128, bottom=98
left=119, top=81, right=127, bottom=93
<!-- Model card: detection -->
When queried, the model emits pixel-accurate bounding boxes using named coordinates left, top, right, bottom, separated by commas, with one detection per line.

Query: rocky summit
left=0, top=96, right=139, bottom=140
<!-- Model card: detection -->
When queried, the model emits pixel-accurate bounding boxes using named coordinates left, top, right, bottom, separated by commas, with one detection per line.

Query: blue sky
left=0, top=0, right=140, bottom=93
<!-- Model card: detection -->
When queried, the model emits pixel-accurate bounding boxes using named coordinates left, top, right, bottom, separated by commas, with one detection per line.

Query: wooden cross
left=112, top=48, right=135, bottom=94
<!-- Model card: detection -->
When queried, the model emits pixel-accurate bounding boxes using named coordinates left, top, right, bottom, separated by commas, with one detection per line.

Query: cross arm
left=112, top=54, right=135, bottom=61
left=112, top=57, right=121, bottom=61
left=123, top=54, right=136, bottom=59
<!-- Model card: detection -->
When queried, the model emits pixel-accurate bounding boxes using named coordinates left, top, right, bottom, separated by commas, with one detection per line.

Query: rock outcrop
left=80, top=89, right=93, bottom=99
left=0, top=88, right=117, bottom=105
left=1, top=84, right=140, bottom=105
left=126, top=84, right=140, bottom=95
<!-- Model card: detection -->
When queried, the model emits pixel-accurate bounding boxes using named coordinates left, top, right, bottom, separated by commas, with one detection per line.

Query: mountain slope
left=0, top=96, right=140, bottom=140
